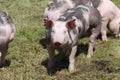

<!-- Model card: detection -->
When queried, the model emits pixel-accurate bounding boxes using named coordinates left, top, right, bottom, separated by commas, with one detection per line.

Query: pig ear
left=44, top=19, right=53, bottom=29
left=66, top=19, right=76, bottom=29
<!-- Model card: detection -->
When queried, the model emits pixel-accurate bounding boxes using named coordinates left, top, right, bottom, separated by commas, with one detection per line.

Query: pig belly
left=0, top=25, right=13, bottom=42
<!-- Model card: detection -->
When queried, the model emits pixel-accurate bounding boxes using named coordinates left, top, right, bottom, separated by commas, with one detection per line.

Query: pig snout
left=52, top=35, right=66, bottom=47
left=52, top=36, right=62, bottom=46
left=54, top=42, right=61, bottom=46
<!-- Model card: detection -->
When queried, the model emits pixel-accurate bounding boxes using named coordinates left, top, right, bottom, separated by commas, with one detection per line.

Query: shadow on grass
left=39, top=38, right=46, bottom=49
left=0, top=59, right=11, bottom=68
left=41, top=47, right=69, bottom=75
left=92, top=60, right=110, bottom=72
left=39, top=30, right=119, bottom=74
left=40, top=38, right=89, bottom=75
left=92, top=60, right=120, bottom=73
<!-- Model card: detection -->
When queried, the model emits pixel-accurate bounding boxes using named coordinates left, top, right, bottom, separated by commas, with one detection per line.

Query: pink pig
left=0, top=12, right=15, bottom=67
left=97, top=0, right=120, bottom=41
left=44, top=5, right=101, bottom=73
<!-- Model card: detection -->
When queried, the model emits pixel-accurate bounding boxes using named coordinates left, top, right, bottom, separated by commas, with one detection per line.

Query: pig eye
left=64, top=31, right=67, bottom=33
left=51, top=30, right=55, bottom=33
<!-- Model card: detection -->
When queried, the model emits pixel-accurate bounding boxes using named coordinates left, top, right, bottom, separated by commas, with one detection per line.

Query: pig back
left=88, top=6, right=101, bottom=28
left=69, top=0, right=100, bottom=8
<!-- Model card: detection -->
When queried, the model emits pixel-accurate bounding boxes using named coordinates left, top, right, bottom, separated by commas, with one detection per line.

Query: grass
left=0, top=0, right=120, bottom=80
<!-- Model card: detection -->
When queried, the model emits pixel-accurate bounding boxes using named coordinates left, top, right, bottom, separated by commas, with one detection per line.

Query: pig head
left=44, top=19, right=77, bottom=47
left=44, top=0, right=74, bottom=21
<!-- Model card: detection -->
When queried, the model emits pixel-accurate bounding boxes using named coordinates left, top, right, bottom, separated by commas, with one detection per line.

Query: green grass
left=0, top=0, right=120, bottom=80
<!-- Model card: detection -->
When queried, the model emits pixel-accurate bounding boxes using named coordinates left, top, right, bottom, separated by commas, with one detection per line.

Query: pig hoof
left=47, top=66, right=56, bottom=75
left=0, top=63, right=5, bottom=68
left=102, top=38, right=108, bottom=41
left=48, top=68, right=55, bottom=75
left=102, top=36, right=108, bottom=41
left=0, top=61, right=6, bottom=67
left=115, top=34, right=120, bottom=38
left=87, top=54, right=92, bottom=58
left=69, top=68, right=75, bottom=73
left=69, top=64, right=75, bottom=72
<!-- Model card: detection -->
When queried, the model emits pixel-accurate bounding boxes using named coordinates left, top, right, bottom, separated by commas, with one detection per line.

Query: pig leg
left=0, top=44, right=8, bottom=67
left=47, top=44, right=55, bottom=72
left=87, top=25, right=101, bottom=58
left=69, top=45, right=77, bottom=72
left=0, top=52, right=2, bottom=63
left=101, top=20, right=109, bottom=41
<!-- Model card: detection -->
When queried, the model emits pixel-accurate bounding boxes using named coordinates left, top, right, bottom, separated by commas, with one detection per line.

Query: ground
left=0, top=0, right=120, bottom=80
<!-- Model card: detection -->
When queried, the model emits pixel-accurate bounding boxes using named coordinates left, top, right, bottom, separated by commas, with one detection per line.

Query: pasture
left=0, top=0, right=120, bottom=80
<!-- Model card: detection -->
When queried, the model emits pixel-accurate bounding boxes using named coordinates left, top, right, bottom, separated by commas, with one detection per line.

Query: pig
left=97, top=0, right=120, bottom=40
left=44, top=0, right=100, bottom=21
left=44, top=5, right=101, bottom=72
left=0, top=12, right=15, bottom=67
left=44, top=0, right=120, bottom=41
